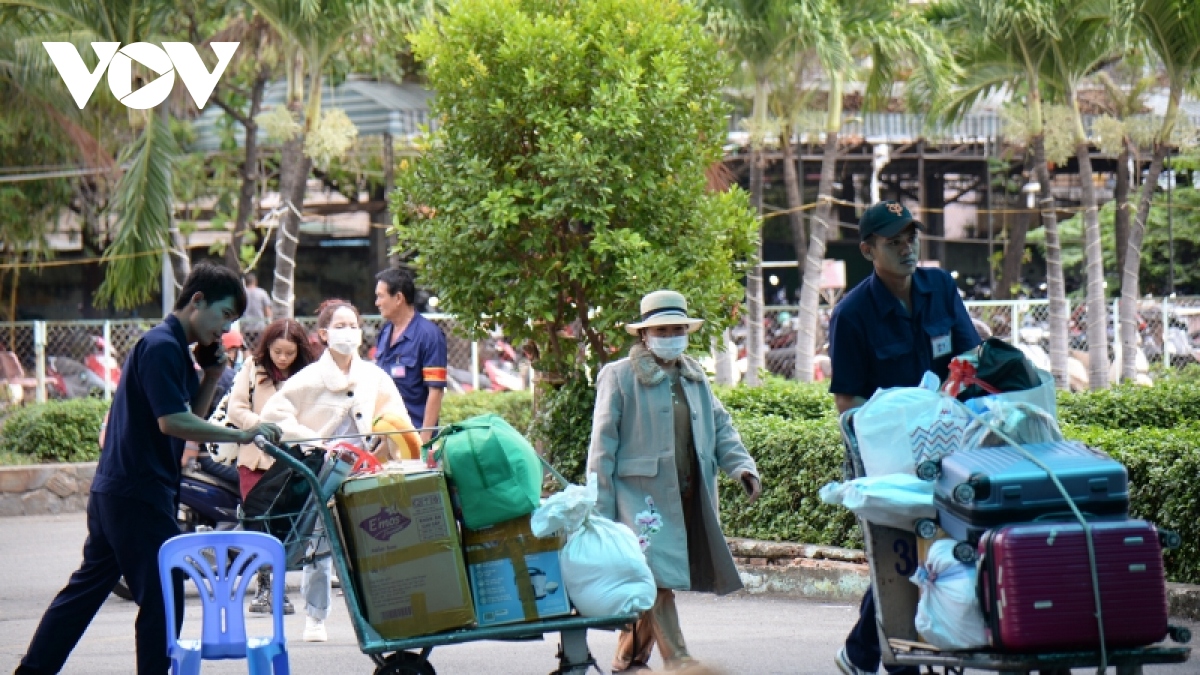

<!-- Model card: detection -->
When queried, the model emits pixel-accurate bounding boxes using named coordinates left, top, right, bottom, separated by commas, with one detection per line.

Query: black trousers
left=845, top=588, right=919, bottom=675
left=15, top=492, right=184, bottom=675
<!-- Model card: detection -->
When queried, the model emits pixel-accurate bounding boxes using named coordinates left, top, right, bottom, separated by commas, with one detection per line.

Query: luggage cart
left=838, top=409, right=1192, bottom=675
left=251, top=437, right=637, bottom=675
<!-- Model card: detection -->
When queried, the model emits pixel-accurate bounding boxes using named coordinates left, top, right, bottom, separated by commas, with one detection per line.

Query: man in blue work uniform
left=374, top=267, right=447, bottom=443
left=15, top=263, right=282, bottom=675
left=829, top=201, right=979, bottom=675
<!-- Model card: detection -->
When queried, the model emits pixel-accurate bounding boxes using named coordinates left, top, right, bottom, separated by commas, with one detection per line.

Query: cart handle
left=253, top=435, right=324, bottom=496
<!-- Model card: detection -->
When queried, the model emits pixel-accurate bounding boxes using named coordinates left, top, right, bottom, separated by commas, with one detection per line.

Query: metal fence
left=4, top=297, right=1200, bottom=407
left=749, top=296, right=1200, bottom=387
left=0, top=313, right=528, bottom=408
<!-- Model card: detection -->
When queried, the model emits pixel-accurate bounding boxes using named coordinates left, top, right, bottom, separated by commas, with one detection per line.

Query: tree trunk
left=781, top=124, right=808, bottom=300
left=168, top=226, right=190, bottom=294
left=745, top=146, right=765, bottom=387
left=996, top=212, right=1029, bottom=301
left=271, top=132, right=311, bottom=318
left=795, top=130, right=839, bottom=383
left=1120, top=143, right=1168, bottom=381
left=1077, top=144, right=1108, bottom=389
left=1033, top=134, right=1069, bottom=389
left=1113, top=142, right=1131, bottom=280
left=226, top=71, right=269, bottom=272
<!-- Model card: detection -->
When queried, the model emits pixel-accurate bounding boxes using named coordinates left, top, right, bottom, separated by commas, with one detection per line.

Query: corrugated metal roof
left=188, top=79, right=434, bottom=152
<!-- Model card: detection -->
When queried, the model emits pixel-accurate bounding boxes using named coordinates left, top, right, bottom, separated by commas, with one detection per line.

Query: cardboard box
left=336, top=464, right=475, bottom=639
left=462, top=515, right=572, bottom=627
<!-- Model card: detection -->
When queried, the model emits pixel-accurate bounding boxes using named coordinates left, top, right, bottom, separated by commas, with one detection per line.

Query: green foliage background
left=394, top=0, right=758, bottom=375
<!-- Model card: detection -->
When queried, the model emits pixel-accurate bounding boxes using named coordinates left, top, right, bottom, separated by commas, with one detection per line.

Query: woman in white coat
left=588, top=290, right=762, bottom=672
left=259, top=299, right=419, bottom=642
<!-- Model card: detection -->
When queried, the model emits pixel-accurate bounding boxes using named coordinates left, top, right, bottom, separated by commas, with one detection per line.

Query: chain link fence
left=742, top=296, right=1200, bottom=388
left=0, top=313, right=530, bottom=410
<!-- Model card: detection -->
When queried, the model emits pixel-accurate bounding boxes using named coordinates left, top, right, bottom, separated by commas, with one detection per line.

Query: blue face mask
left=647, top=335, right=689, bottom=361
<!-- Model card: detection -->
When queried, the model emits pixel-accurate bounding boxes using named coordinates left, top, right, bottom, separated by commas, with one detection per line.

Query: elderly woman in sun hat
left=588, top=290, right=762, bottom=672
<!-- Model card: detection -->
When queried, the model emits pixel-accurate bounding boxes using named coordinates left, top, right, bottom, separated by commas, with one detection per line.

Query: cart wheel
left=915, top=518, right=940, bottom=540
left=374, top=652, right=436, bottom=675
left=1159, top=529, right=1182, bottom=551
left=952, top=483, right=975, bottom=505
left=1168, top=624, right=1192, bottom=644
left=916, top=460, right=941, bottom=482
left=952, top=541, right=976, bottom=563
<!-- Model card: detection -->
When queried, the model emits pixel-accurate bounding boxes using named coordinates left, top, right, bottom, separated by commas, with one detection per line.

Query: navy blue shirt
left=829, top=268, right=980, bottom=400
left=375, top=313, right=447, bottom=426
left=92, top=315, right=198, bottom=515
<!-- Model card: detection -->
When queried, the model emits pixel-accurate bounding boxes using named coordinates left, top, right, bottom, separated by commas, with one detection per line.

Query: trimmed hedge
left=1056, top=381, right=1200, bottom=429
left=1061, top=423, right=1200, bottom=585
left=713, top=377, right=834, bottom=421
left=0, top=398, right=109, bottom=463
left=439, top=390, right=533, bottom=433
left=717, top=413, right=860, bottom=548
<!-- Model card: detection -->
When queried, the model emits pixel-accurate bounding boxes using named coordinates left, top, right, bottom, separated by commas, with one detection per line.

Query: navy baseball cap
left=859, top=200, right=923, bottom=242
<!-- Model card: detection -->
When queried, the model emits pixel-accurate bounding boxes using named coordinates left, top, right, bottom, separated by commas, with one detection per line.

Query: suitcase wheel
left=1159, top=529, right=1183, bottom=551
left=915, top=460, right=941, bottom=482
left=915, top=518, right=940, bottom=539
left=952, top=482, right=976, bottom=505
left=1169, top=625, right=1192, bottom=644
left=952, top=541, right=977, bottom=563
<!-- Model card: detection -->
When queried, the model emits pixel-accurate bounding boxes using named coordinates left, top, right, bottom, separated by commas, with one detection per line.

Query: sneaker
left=835, top=647, right=875, bottom=675
left=281, top=594, right=295, bottom=615
left=248, top=584, right=271, bottom=614
left=303, top=616, right=328, bottom=642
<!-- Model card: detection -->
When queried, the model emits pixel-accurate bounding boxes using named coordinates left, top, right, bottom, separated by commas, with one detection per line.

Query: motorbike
left=110, top=458, right=242, bottom=600
left=48, top=337, right=122, bottom=399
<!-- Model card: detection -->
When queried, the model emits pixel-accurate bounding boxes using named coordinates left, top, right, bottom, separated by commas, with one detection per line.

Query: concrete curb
left=729, top=538, right=1200, bottom=621
left=0, top=462, right=96, bottom=517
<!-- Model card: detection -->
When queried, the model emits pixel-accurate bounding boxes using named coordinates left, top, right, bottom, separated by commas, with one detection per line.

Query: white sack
left=531, top=473, right=656, bottom=617
left=911, top=540, right=989, bottom=650
left=819, top=474, right=936, bottom=530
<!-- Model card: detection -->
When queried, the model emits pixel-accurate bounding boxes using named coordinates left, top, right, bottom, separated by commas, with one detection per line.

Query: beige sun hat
left=624, top=290, right=705, bottom=335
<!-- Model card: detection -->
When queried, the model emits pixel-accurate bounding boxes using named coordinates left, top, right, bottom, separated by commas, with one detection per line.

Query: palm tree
left=1046, top=0, right=1128, bottom=389
left=792, top=0, right=954, bottom=383
left=1119, top=0, right=1200, bottom=381
left=245, top=0, right=368, bottom=317
left=1, top=0, right=188, bottom=310
left=706, top=0, right=800, bottom=385
left=934, top=0, right=1071, bottom=388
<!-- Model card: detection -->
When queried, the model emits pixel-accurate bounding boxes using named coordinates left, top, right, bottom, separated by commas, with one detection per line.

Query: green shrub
left=439, top=390, right=534, bottom=434
left=1057, top=381, right=1200, bottom=429
left=531, top=377, right=596, bottom=486
left=0, top=399, right=109, bottom=463
left=1062, top=423, right=1200, bottom=585
left=713, top=377, right=834, bottom=421
left=718, top=413, right=861, bottom=548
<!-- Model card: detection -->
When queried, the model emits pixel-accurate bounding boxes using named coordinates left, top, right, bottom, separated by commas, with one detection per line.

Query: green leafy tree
left=935, top=0, right=1072, bottom=388
left=395, top=0, right=758, bottom=378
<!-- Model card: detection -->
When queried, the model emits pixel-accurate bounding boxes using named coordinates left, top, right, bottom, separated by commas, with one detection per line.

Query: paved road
left=2, top=513, right=1196, bottom=674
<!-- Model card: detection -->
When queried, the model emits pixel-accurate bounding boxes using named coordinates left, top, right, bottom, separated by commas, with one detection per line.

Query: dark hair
left=244, top=271, right=257, bottom=286
left=315, top=298, right=362, bottom=343
left=375, top=267, right=416, bottom=305
left=175, top=262, right=247, bottom=315
left=252, top=318, right=314, bottom=384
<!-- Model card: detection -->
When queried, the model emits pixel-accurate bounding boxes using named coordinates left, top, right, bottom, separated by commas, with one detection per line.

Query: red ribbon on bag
left=330, top=441, right=383, bottom=475
left=944, top=358, right=1002, bottom=398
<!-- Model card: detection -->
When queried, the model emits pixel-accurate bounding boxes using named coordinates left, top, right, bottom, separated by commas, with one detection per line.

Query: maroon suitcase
left=977, top=519, right=1169, bottom=651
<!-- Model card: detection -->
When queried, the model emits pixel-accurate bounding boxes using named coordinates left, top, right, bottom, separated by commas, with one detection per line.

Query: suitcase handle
left=1031, top=510, right=1102, bottom=523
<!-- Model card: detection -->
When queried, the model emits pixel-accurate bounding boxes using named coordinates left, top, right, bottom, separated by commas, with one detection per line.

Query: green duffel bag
left=426, top=413, right=543, bottom=530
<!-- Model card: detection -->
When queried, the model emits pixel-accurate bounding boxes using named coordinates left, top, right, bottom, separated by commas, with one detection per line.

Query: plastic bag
left=911, top=539, right=988, bottom=650
left=856, top=372, right=969, bottom=476
left=963, top=368, right=1057, bottom=419
left=819, top=474, right=936, bottom=530
left=963, top=399, right=1064, bottom=449
left=531, top=473, right=656, bottom=617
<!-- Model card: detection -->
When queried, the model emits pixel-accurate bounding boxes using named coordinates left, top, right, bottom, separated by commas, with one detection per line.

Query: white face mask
left=647, top=335, right=688, bottom=361
left=326, top=327, right=363, bottom=355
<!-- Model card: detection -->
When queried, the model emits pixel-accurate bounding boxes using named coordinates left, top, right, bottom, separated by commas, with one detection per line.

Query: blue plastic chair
left=159, top=531, right=290, bottom=675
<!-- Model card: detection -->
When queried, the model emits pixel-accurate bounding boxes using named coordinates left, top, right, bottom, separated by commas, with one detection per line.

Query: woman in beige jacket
left=259, top=300, right=419, bottom=642
left=227, top=318, right=316, bottom=497
left=226, top=318, right=315, bottom=616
